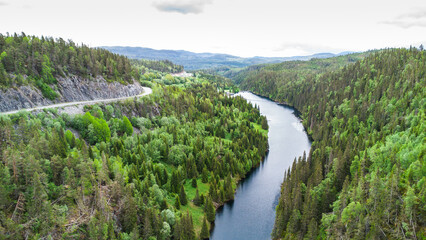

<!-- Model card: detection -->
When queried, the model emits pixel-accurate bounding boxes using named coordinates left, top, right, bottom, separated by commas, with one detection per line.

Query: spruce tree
left=170, top=171, right=179, bottom=193
left=200, top=216, right=210, bottom=240
left=175, top=195, right=181, bottom=210
left=179, top=185, right=188, bottom=205
left=191, top=177, right=197, bottom=188
left=225, top=174, right=234, bottom=200
left=202, top=167, right=209, bottom=183
left=193, top=188, right=201, bottom=206
left=204, top=196, right=215, bottom=222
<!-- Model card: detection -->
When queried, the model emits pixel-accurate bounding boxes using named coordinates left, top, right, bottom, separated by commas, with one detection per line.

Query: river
left=210, top=92, right=312, bottom=240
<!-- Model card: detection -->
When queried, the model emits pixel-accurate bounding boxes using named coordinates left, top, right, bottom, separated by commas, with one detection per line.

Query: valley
left=0, top=33, right=424, bottom=240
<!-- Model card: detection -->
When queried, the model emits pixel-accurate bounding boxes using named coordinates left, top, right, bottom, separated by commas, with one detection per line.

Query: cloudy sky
left=0, top=0, right=425, bottom=57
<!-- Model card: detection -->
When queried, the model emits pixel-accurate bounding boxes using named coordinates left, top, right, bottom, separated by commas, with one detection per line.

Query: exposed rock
left=0, top=76, right=143, bottom=112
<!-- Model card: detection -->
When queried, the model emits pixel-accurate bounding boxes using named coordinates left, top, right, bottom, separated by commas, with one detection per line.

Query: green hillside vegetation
left=139, top=70, right=237, bottom=94
left=0, top=81, right=268, bottom=239
left=130, top=59, right=183, bottom=74
left=0, top=33, right=141, bottom=96
left=237, top=48, right=425, bottom=239
left=236, top=51, right=371, bottom=100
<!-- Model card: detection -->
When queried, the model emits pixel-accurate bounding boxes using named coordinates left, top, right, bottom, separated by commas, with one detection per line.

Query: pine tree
left=224, top=174, right=234, bottom=200
left=29, top=172, right=48, bottom=216
left=120, top=191, right=138, bottom=232
left=191, top=177, right=197, bottom=188
left=200, top=216, right=210, bottom=240
left=202, top=167, right=209, bottom=183
left=175, top=195, right=181, bottom=210
left=183, top=212, right=196, bottom=240
left=180, top=185, right=188, bottom=205
left=204, top=196, right=215, bottom=222
left=170, top=170, right=179, bottom=193
left=50, top=127, right=67, bottom=158
left=193, top=188, right=201, bottom=206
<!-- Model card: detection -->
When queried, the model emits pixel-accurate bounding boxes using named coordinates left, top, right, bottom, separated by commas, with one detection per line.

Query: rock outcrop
left=0, top=76, right=143, bottom=112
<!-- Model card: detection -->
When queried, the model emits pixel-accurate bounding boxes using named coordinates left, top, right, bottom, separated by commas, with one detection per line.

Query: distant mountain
left=101, top=46, right=352, bottom=70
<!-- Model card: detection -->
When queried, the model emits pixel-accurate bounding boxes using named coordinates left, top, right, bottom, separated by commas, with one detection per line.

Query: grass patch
left=164, top=177, right=212, bottom=235
left=251, top=122, right=268, bottom=137
left=180, top=202, right=206, bottom=234
left=182, top=178, right=211, bottom=233
left=206, top=136, right=233, bottom=145
left=183, top=178, right=210, bottom=200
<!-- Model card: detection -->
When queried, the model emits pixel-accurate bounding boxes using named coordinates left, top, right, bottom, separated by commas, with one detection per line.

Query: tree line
left=130, top=59, right=183, bottom=74
left=238, top=48, right=425, bottom=239
left=0, top=81, right=268, bottom=239
left=0, top=33, right=140, bottom=99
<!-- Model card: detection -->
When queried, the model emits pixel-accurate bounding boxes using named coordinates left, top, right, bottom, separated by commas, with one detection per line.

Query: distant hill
left=101, top=46, right=352, bottom=70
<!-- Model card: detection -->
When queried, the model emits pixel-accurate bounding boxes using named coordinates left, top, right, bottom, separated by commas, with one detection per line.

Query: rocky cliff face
left=0, top=76, right=143, bottom=112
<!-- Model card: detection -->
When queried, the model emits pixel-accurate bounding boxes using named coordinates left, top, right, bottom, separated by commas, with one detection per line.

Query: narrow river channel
left=210, top=92, right=312, bottom=240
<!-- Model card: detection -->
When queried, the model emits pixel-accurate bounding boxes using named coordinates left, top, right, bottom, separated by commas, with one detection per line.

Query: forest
left=0, top=34, right=269, bottom=239
left=0, top=82, right=269, bottom=239
left=238, top=48, right=425, bottom=239
left=129, top=59, right=183, bottom=75
left=0, top=33, right=183, bottom=100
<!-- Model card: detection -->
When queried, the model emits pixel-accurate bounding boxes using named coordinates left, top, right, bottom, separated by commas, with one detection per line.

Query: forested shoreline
left=1, top=32, right=424, bottom=240
left=238, top=48, right=425, bottom=239
left=0, top=83, right=269, bottom=239
left=0, top=33, right=270, bottom=239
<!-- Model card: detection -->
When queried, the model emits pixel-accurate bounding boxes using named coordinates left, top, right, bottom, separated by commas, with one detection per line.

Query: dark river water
left=210, top=92, right=312, bottom=240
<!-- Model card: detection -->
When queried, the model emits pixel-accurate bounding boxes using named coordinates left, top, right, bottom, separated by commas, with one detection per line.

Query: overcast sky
left=1, top=0, right=425, bottom=57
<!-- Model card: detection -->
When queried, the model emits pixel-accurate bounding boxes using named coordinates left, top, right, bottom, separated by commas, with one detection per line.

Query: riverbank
left=211, top=91, right=311, bottom=240
left=244, top=90, right=314, bottom=142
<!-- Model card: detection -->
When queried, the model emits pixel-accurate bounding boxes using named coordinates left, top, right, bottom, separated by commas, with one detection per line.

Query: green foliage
left=0, top=83, right=268, bottom=239
left=179, top=185, right=188, bottom=206
left=175, top=195, right=181, bottom=210
left=260, top=116, right=268, bottom=130
left=200, top=216, right=210, bottom=239
left=191, top=177, right=197, bottom=188
left=0, top=33, right=138, bottom=89
left=204, top=196, right=215, bottom=222
left=121, top=116, right=133, bottom=136
left=130, top=58, right=183, bottom=74
left=241, top=48, right=426, bottom=239
left=35, top=78, right=59, bottom=100
left=72, top=112, right=111, bottom=144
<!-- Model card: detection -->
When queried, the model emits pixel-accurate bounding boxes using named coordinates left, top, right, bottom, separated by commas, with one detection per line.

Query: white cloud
left=381, top=9, right=426, bottom=28
left=153, top=0, right=213, bottom=14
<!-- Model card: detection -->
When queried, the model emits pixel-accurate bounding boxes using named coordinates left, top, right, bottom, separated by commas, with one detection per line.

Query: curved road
left=1, top=87, right=152, bottom=115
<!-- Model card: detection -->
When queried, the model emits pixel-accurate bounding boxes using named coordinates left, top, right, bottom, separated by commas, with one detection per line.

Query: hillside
left=236, top=48, right=425, bottom=239
left=0, top=83, right=269, bottom=239
left=235, top=51, right=372, bottom=95
left=0, top=34, right=185, bottom=112
left=0, top=33, right=269, bottom=239
left=101, top=46, right=351, bottom=70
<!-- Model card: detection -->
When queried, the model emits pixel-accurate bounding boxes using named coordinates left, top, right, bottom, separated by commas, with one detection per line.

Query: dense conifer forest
left=0, top=33, right=184, bottom=100
left=0, top=34, right=269, bottom=239
left=0, top=83, right=269, bottom=239
left=0, top=33, right=136, bottom=87
left=2, top=31, right=424, bottom=240
left=130, top=59, right=184, bottom=74
left=238, top=48, right=425, bottom=239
